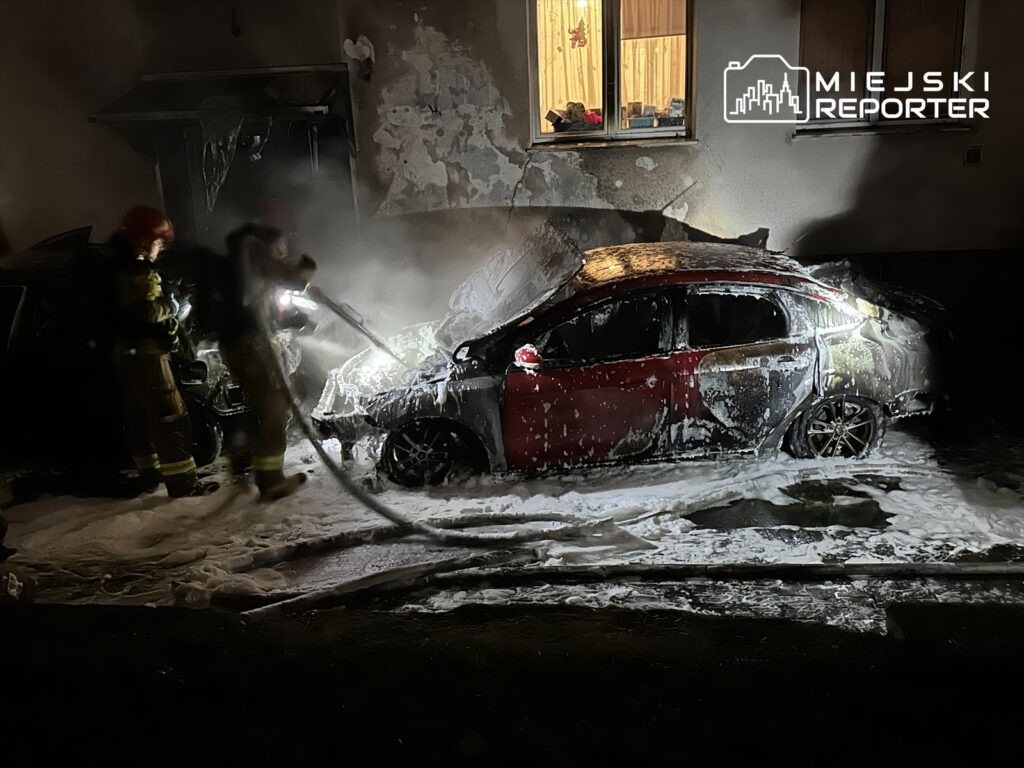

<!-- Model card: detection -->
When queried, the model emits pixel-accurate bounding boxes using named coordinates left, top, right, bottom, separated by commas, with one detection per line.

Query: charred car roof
left=457, top=240, right=841, bottom=362
left=573, top=241, right=833, bottom=295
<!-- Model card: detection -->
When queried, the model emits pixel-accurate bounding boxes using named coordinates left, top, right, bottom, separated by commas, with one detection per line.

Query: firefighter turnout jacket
left=105, top=233, right=199, bottom=497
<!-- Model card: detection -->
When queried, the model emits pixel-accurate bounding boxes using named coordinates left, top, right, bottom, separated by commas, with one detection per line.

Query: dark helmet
left=119, top=205, right=175, bottom=252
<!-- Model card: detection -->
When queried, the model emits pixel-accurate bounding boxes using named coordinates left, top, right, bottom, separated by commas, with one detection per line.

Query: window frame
left=799, top=0, right=969, bottom=128
left=525, top=290, right=672, bottom=367
left=680, top=286, right=791, bottom=351
left=527, top=0, right=695, bottom=145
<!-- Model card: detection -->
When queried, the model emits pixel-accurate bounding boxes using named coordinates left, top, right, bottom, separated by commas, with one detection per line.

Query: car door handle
left=777, top=356, right=796, bottom=363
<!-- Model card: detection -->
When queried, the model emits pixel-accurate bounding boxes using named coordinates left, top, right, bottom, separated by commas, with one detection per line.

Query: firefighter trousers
left=114, top=351, right=198, bottom=497
left=221, top=334, right=290, bottom=492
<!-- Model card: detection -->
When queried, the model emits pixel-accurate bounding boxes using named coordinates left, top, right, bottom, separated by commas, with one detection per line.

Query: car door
left=671, top=286, right=816, bottom=456
left=502, top=291, right=673, bottom=471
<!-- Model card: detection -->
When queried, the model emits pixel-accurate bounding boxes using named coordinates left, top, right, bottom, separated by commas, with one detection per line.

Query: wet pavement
left=687, top=474, right=894, bottom=531
left=4, top=416, right=1024, bottom=633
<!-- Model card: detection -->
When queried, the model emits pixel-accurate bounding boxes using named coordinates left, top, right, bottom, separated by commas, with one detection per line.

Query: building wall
left=117, top=0, right=1024, bottom=329
left=0, top=0, right=159, bottom=251
left=4, top=0, right=1018, bottom=258
left=333, top=0, right=1023, bottom=256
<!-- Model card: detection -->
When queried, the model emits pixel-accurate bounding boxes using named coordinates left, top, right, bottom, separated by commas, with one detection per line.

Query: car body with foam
left=313, top=227, right=939, bottom=486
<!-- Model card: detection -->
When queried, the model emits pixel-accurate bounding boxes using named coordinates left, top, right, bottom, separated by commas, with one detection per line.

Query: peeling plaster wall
left=0, top=1, right=158, bottom=251
left=371, top=24, right=525, bottom=215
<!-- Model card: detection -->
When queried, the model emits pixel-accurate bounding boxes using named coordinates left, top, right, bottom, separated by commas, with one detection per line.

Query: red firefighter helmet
left=119, top=205, right=175, bottom=252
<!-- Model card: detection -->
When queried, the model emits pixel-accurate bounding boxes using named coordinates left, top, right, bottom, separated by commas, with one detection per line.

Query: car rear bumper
left=888, top=390, right=936, bottom=420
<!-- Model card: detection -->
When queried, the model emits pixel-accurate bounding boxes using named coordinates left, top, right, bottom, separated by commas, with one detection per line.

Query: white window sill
left=792, top=119, right=974, bottom=138
left=528, top=135, right=697, bottom=151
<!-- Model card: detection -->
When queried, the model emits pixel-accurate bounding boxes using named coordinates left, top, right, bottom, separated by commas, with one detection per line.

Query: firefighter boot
left=136, top=466, right=162, bottom=493
left=186, top=479, right=222, bottom=497
left=259, top=472, right=307, bottom=502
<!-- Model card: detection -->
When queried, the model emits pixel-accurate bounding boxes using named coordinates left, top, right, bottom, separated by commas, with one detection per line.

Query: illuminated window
left=531, top=0, right=691, bottom=141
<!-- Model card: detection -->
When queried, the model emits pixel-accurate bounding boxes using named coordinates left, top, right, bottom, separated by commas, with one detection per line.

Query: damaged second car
left=314, top=224, right=940, bottom=487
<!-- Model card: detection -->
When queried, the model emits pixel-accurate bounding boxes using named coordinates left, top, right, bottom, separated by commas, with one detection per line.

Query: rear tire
left=789, top=395, right=885, bottom=459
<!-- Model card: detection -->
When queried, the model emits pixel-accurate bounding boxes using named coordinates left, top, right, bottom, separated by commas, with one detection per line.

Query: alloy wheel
left=804, top=396, right=879, bottom=459
left=384, top=422, right=457, bottom=486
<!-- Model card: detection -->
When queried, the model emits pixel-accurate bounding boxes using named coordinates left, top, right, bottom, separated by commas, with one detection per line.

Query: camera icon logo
left=724, top=55, right=810, bottom=124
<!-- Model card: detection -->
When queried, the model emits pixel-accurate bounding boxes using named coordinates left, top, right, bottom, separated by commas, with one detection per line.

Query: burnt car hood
left=314, top=223, right=584, bottom=420
left=434, top=221, right=584, bottom=351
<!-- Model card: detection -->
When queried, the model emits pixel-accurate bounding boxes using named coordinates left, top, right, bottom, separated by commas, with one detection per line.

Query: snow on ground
left=4, top=427, right=1024, bottom=618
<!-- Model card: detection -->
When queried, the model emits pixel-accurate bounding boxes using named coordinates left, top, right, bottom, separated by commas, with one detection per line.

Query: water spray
left=305, top=284, right=408, bottom=368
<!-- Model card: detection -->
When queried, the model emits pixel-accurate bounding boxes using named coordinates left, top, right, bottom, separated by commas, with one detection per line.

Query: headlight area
left=311, top=409, right=382, bottom=442
left=312, top=371, right=382, bottom=441
left=276, top=289, right=319, bottom=314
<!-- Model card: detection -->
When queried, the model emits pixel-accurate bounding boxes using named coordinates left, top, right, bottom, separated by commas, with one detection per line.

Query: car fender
left=816, top=321, right=923, bottom=418
left=370, top=375, right=505, bottom=471
left=758, top=388, right=817, bottom=455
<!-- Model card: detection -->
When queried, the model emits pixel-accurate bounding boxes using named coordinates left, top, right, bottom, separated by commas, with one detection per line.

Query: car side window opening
left=686, top=293, right=788, bottom=349
left=539, top=294, right=667, bottom=364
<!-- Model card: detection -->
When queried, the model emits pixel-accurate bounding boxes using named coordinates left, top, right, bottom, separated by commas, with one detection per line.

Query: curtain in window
left=536, top=0, right=605, bottom=127
left=621, top=0, right=686, bottom=39
left=884, top=0, right=963, bottom=98
left=620, top=35, right=686, bottom=115
left=620, top=0, right=686, bottom=119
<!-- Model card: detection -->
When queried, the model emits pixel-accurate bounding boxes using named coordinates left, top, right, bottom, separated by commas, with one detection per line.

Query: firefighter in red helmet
left=107, top=206, right=215, bottom=497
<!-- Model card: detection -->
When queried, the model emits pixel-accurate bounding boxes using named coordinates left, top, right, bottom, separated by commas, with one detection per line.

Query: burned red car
left=314, top=231, right=936, bottom=486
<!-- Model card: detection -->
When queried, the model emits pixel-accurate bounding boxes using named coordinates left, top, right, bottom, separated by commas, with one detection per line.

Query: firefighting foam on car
left=312, top=222, right=940, bottom=487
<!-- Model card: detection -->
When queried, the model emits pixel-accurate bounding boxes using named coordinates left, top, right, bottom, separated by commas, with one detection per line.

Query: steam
left=306, top=209, right=559, bottom=354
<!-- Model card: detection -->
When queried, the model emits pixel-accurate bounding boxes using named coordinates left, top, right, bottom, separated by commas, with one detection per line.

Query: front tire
left=790, top=395, right=885, bottom=459
left=382, top=420, right=481, bottom=487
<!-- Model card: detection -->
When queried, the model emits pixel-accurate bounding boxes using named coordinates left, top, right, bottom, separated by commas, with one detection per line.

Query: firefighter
left=107, top=206, right=215, bottom=498
left=165, top=224, right=316, bottom=501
